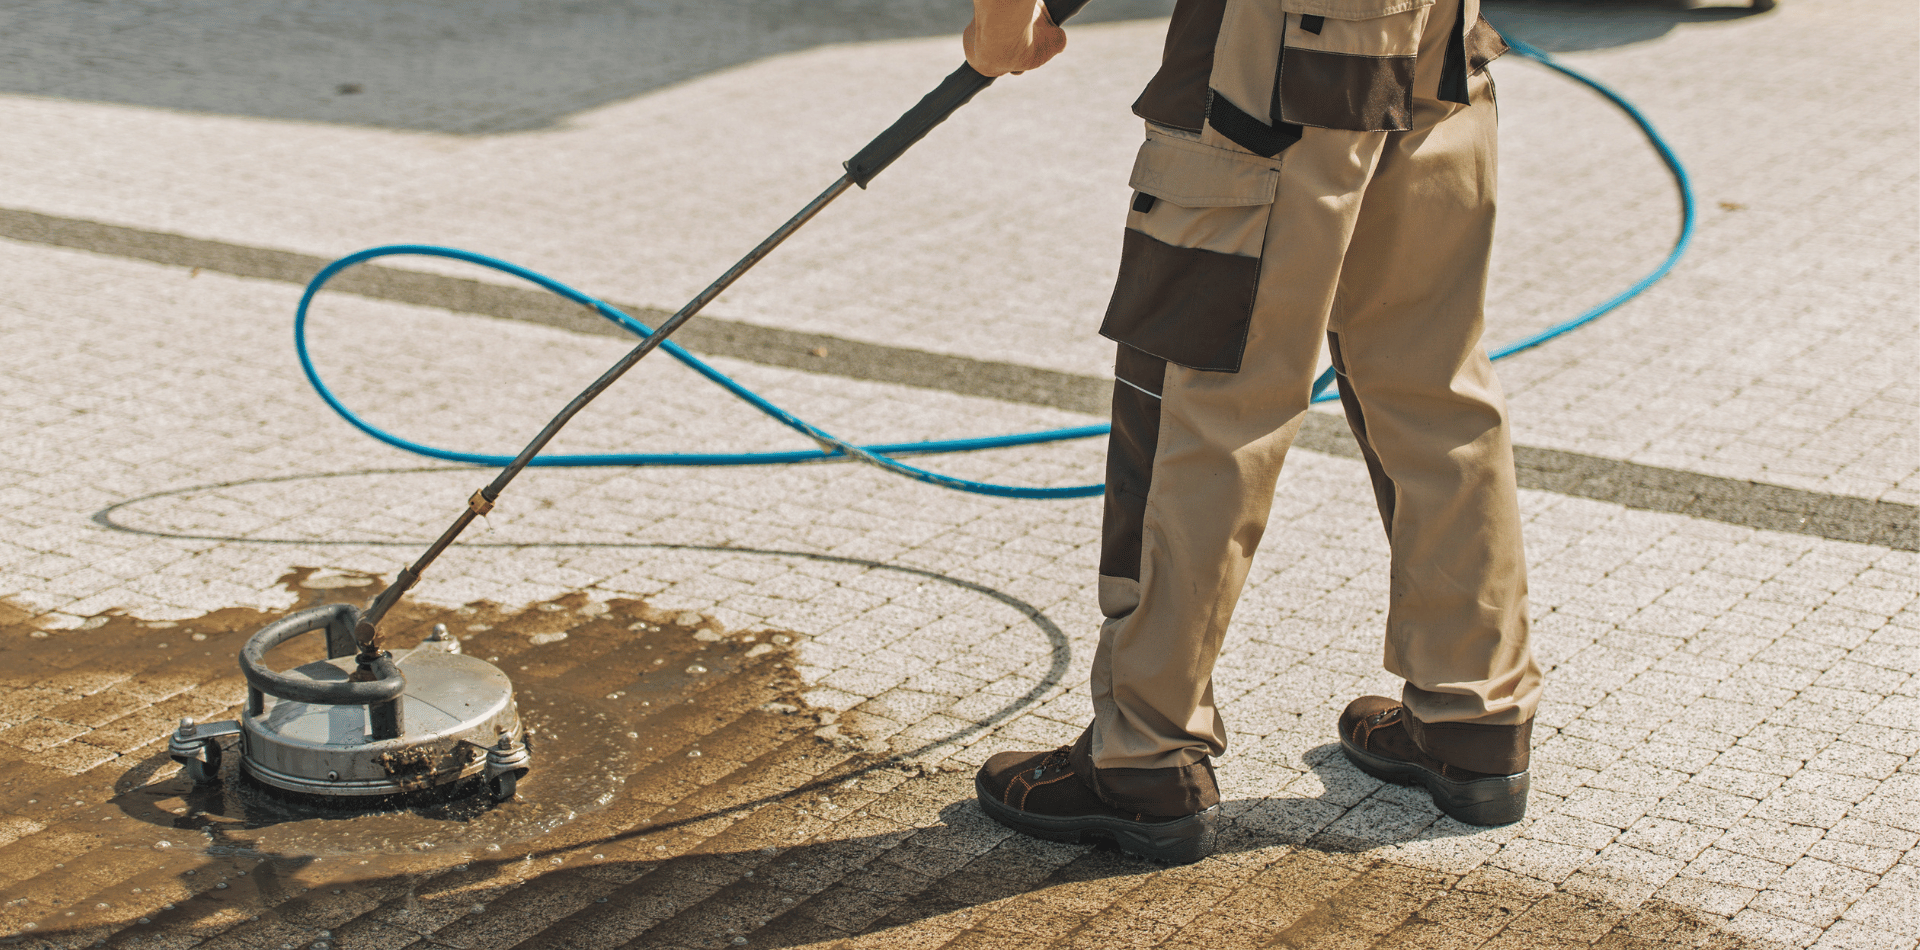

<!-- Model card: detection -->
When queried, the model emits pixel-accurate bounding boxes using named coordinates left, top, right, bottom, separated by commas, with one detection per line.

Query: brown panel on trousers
left=1277, top=49, right=1417, bottom=131
left=1405, top=703, right=1533, bottom=774
left=1465, top=14, right=1511, bottom=72
left=1067, top=727, right=1219, bottom=816
left=1328, top=332, right=1399, bottom=538
left=1132, top=0, right=1229, bottom=133
left=1100, top=345, right=1167, bottom=582
left=1438, top=0, right=1472, bottom=104
left=1100, top=228, right=1260, bottom=373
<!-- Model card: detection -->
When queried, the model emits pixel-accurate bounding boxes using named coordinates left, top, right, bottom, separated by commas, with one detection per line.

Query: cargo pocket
left=1099, top=126, right=1279, bottom=374
left=1276, top=0, right=1434, bottom=131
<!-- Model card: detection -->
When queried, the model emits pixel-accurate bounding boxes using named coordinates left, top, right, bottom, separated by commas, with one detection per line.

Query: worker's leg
left=1328, top=71, right=1542, bottom=779
left=1087, top=122, right=1389, bottom=776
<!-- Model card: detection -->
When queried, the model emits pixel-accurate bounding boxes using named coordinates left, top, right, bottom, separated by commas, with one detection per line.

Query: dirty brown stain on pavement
left=0, top=572, right=1768, bottom=950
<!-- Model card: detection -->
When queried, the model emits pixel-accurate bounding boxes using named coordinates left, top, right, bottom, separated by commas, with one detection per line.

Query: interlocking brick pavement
left=3, top=237, right=1914, bottom=947
left=0, top=0, right=1912, bottom=501
left=0, top=0, right=1915, bottom=947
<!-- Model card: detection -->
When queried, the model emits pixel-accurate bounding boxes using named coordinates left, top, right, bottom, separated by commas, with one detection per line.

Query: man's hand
left=963, top=0, right=1067, bottom=77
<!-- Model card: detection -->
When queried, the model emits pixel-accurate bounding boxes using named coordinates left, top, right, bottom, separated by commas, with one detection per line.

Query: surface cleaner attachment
left=168, top=603, right=530, bottom=803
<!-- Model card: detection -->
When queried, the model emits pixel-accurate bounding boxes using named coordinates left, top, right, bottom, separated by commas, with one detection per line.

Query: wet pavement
left=0, top=579, right=1779, bottom=950
left=0, top=572, right=822, bottom=948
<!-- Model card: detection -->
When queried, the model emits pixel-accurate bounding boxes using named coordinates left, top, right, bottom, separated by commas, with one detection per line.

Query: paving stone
left=1810, top=921, right=1920, bottom=950
left=1724, top=908, right=1826, bottom=950
left=1652, top=878, right=1758, bottom=921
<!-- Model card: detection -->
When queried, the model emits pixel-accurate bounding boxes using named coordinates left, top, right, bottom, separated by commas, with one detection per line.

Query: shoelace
left=1031, top=747, right=1073, bottom=780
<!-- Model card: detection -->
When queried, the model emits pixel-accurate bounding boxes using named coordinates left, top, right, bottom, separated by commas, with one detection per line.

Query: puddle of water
left=0, top=568, right=823, bottom=936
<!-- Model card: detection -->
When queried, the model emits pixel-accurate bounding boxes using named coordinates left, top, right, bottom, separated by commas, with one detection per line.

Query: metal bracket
left=168, top=717, right=241, bottom=762
left=325, top=604, right=360, bottom=659
left=419, top=623, right=462, bottom=654
left=484, top=730, right=531, bottom=779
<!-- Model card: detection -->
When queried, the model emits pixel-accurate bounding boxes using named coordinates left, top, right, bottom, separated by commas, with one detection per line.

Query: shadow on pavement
left=2, top=577, right=1763, bottom=949
left=13, top=785, right=1770, bottom=949
left=0, top=0, right=1174, bottom=135
left=1484, top=0, right=1775, bottom=52
left=2, top=0, right=1782, bottom=135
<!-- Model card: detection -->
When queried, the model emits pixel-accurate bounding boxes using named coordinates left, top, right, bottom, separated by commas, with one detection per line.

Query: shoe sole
left=1340, top=738, right=1529, bottom=826
left=974, top=774, right=1220, bottom=864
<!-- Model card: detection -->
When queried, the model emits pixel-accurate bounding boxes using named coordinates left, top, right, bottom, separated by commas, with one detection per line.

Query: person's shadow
left=56, top=744, right=1559, bottom=950
left=52, top=741, right=1762, bottom=949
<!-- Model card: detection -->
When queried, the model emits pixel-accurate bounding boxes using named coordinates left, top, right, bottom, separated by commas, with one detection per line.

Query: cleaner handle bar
left=844, top=0, right=1096, bottom=188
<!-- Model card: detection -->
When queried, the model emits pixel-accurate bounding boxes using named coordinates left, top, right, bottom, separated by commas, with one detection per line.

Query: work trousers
left=1091, top=0, right=1543, bottom=774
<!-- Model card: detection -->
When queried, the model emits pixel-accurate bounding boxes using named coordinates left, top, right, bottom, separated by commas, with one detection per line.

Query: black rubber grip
left=844, top=62, right=994, bottom=188
left=843, top=0, right=1098, bottom=188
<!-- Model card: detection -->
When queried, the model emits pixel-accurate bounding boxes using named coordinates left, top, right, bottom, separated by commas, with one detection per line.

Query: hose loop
left=299, top=39, right=1692, bottom=497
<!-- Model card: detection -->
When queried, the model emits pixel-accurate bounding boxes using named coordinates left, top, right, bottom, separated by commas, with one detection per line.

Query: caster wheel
left=489, top=771, right=519, bottom=802
left=183, top=743, right=222, bottom=784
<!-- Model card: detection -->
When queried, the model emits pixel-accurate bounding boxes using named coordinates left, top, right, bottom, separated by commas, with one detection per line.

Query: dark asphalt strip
left=5, top=207, right=1913, bottom=551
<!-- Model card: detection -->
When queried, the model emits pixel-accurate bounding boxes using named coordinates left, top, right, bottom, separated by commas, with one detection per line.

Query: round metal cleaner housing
left=170, top=603, right=531, bottom=803
left=244, top=645, right=519, bottom=798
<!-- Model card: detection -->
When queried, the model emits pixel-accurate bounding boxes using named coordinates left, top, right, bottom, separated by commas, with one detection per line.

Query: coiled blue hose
left=296, top=245, right=1109, bottom=498
left=298, top=36, right=1695, bottom=500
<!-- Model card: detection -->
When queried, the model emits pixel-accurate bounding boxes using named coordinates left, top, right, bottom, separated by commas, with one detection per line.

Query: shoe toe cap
left=977, top=749, right=1050, bottom=796
left=1338, top=694, right=1400, bottom=738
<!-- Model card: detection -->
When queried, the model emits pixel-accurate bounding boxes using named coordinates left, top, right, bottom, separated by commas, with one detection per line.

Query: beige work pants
left=1092, top=0, right=1542, bottom=774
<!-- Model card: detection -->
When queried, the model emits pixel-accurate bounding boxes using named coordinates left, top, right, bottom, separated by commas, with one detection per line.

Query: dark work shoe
left=1338, top=696, right=1530, bottom=826
left=974, top=731, right=1221, bottom=864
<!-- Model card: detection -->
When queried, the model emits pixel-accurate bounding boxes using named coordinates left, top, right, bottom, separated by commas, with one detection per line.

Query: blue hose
left=298, top=36, right=1693, bottom=499
left=295, top=246, right=1109, bottom=499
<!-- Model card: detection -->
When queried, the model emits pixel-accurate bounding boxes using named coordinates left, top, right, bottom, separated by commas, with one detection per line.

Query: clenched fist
left=963, top=0, right=1067, bottom=77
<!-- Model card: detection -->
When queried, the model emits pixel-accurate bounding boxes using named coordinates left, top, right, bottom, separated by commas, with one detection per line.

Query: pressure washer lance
left=344, top=0, right=1097, bottom=661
